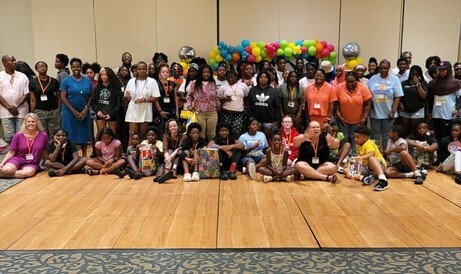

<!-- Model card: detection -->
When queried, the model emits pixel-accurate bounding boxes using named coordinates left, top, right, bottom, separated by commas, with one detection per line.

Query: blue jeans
left=1, top=117, right=23, bottom=142
left=370, top=118, right=394, bottom=150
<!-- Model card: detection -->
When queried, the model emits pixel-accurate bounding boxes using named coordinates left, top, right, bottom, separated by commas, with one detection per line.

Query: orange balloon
left=315, top=43, right=324, bottom=53
left=183, top=68, right=188, bottom=77
left=315, top=53, right=322, bottom=59
left=232, top=52, right=240, bottom=62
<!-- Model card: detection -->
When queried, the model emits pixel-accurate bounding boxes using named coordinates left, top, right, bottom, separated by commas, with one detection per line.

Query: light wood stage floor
left=0, top=170, right=460, bottom=250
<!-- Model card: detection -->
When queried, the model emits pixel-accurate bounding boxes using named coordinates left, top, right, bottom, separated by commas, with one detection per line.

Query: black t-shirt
left=158, top=80, right=176, bottom=109
left=212, top=136, right=237, bottom=146
left=29, top=77, right=60, bottom=111
left=91, top=85, right=121, bottom=119
left=297, top=132, right=330, bottom=168
left=401, top=80, right=428, bottom=113
left=47, top=140, right=78, bottom=165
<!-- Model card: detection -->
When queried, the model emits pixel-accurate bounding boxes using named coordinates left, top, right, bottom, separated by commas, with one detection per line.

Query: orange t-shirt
left=305, top=82, right=337, bottom=117
left=335, top=82, right=372, bottom=124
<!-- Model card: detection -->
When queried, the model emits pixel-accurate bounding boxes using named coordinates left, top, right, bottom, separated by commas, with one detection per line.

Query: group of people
left=0, top=50, right=460, bottom=191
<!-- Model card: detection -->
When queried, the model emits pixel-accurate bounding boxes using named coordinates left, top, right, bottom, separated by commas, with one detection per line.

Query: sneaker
left=133, top=172, right=143, bottom=180
left=0, top=138, right=8, bottom=148
left=157, top=170, right=173, bottom=184
left=455, top=174, right=461, bottom=185
left=125, top=168, right=135, bottom=179
left=337, top=166, right=344, bottom=174
left=220, top=171, right=228, bottom=180
left=242, top=167, right=247, bottom=174
left=374, top=179, right=389, bottom=191
left=191, top=171, right=200, bottom=181
left=248, top=162, right=257, bottom=180
left=113, top=168, right=125, bottom=179
left=48, top=168, right=57, bottom=177
left=263, top=175, right=273, bottom=183
left=228, top=172, right=237, bottom=180
left=420, top=167, right=428, bottom=176
left=414, top=176, right=424, bottom=185
left=362, top=175, right=374, bottom=185
left=183, top=173, right=192, bottom=182
left=286, top=175, right=294, bottom=182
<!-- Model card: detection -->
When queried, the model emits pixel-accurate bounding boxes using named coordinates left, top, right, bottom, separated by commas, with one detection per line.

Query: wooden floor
left=0, top=170, right=460, bottom=250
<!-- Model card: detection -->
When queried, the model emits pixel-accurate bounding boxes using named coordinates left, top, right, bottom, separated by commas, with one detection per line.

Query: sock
left=405, top=172, right=414, bottom=178
left=229, top=162, right=237, bottom=172
left=413, top=170, right=421, bottom=177
left=378, top=174, right=387, bottom=181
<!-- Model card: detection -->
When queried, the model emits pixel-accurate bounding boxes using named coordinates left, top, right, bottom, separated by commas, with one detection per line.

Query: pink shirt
left=186, top=81, right=220, bottom=112
left=217, top=82, right=249, bottom=112
left=0, top=71, right=29, bottom=118
left=95, top=139, right=121, bottom=161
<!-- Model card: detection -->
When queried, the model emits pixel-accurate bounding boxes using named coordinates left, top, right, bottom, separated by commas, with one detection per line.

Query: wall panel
left=402, top=0, right=461, bottom=67
left=340, top=0, right=403, bottom=66
left=156, top=0, right=217, bottom=65
left=30, top=0, right=96, bottom=76
left=94, top=0, right=157, bottom=68
left=0, top=0, right=34, bottom=69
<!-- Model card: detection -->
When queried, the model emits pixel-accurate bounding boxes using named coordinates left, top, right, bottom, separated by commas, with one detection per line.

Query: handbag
left=180, top=109, right=193, bottom=119
left=186, top=112, right=198, bottom=130
left=197, top=147, right=220, bottom=179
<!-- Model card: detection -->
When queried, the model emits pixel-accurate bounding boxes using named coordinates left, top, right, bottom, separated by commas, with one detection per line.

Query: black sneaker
left=228, top=172, right=237, bottom=180
left=362, top=175, right=374, bottom=185
left=113, top=168, right=125, bottom=179
left=455, top=174, right=461, bottom=185
left=220, top=171, right=228, bottom=180
left=125, top=168, right=135, bottom=179
left=48, top=168, right=57, bottom=177
left=133, top=172, right=143, bottom=180
left=414, top=176, right=424, bottom=185
left=374, top=179, right=389, bottom=191
left=157, top=170, right=173, bottom=184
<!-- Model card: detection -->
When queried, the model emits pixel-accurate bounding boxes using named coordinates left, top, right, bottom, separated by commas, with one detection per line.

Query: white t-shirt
left=0, top=71, right=29, bottom=118
left=387, top=137, right=407, bottom=165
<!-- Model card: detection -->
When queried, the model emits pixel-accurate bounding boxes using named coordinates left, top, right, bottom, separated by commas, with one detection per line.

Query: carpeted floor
left=1, top=249, right=460, bottom=273
left=0, top=148, right=23, bottom=193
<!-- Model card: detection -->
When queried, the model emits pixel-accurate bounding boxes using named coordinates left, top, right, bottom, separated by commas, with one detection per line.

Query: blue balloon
left=213, top=63, right=219, bottom=71
left=295, top=39, right=303, bottom=46
left=241, top=39, right=250, bottom=47
left=225, top=54, right=232, bottom=61
left=220, top=50, right=227, bottom=57
left=235, top=45, right=244, bottom=54
left=228, top=46, right=235, bottom=54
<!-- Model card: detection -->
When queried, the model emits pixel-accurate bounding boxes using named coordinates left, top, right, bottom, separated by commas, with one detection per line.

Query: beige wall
left=403, top=0, right=461, bottom=67
left=0, top=0, right=460, bottom=72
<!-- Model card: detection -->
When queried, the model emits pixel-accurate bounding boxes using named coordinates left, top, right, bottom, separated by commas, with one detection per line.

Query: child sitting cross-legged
left=349, top=125, right=389, bottom=191
left=259, top=131, right=296, bottom=182
left=383, top=125, right=425, bottom=184
left=179, top=122, right=207, bottom=182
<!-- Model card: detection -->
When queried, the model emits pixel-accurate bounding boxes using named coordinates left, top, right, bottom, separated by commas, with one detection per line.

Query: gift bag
left=197, top=147, right=220, bottom=179
left=138, top=145, right=156, bottom=176
left=180, top=109, right=193, bottom=119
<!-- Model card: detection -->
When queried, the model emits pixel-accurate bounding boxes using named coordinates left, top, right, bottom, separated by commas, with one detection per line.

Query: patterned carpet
left=1, top=249, right=460, bottom=273
left=0, top=148, right=24, bottom=193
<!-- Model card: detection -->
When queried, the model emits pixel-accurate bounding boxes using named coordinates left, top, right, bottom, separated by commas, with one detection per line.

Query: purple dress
left=8, top=131, right=48, bottom=171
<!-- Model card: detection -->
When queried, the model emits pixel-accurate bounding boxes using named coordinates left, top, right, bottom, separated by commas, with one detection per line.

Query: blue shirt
left=239, top=131, right=268, bottom=157
left=367, top=74, right=403, bottom=119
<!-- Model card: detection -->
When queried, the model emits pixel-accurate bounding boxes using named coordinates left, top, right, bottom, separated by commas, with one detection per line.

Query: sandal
left=326, top=174, right=337, bottom=183
left=86, top=168, right=99, bottom=176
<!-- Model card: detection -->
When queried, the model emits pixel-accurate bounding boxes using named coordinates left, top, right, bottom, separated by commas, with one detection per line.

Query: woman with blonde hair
left=0, top=113, right=48, bottom=178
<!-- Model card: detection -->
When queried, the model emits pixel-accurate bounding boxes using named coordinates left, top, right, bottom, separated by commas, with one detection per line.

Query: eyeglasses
left=282, top=121, right=293, bottom=123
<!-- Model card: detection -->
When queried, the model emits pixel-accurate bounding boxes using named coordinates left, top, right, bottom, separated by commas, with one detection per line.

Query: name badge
left=163, top=97, right=171, bottom=103
left=9, top=88, right=16, bottom=94
left=314, top=103, right=321, bottom=109
left=26, top=153, right=34, bottom=160
left=288, top=101, right=295, bottom=108
left=312, top=157, right=319, bottom=164
left=378, top=94, right=385, bottom=99
left=40, top=95, right=48, bottom=101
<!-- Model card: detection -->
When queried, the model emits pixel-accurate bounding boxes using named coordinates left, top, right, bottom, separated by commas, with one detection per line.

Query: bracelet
left=84, top=105, right=89, bottom=109
left=416, top=83, right=421, bottom=87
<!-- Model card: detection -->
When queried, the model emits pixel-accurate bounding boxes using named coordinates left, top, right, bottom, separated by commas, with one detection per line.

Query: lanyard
left=312, top=140, right=319, bottom=158
left=9, top=73, right=15, bottom=86
left=61, top=146, right=66, bottom=162
left=38, top=77, right=51, bottom=95
left=26, top=134, right=37, bottom=155
left=162, top=81, right=169, bottom=96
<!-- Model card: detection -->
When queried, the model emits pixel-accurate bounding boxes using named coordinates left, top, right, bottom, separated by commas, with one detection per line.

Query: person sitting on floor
left=45, top=128, right=87, bottom=176
left=259, top=131, right=296, bottom=182
left=383, top=125, right=424, bottom=184
left=435, top=120, right=461, bottom=184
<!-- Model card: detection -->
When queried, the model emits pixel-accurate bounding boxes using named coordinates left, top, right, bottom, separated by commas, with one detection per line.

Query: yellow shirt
left=356, top=139, right=386, bottom=167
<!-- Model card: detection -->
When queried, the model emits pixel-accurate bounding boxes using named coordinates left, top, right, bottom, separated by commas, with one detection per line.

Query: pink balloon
left=301, top=46, right=307, bottom=54
left=321, top=48, right=330, bottom=58
left=245, top=46, right=252, bottom=54
left=327, top=44, right=335, bottom=51
left=273, top=42, right=280, bottom=50
left=321, top=41, right=328, bottom=48
left=248, top=54, right=255, bottom=63
left=269, top=51, right=277, bottom=59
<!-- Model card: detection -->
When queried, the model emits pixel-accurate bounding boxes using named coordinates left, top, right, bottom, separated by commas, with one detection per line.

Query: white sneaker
left=183, top=173, right=192, bottom=182
left=248, top=163, right=257, bottom=180
left=286, top=175, right=294, bottom=182
left=263, top=175, right=273, bottom=183
left=0, top=138, right=8, bottom=148
left=242, top=167, right=247, bottom=174
left=191, top=171, right=200, bottom=181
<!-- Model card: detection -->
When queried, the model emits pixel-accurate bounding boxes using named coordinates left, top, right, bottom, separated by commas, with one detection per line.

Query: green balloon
left=302, top=39, right=309, bottom=47
left=280, top=40, right=288, bottom=49
left=257, top=41, right=265, bottom=49
left=284, top=47, right=293, bottom=57
left=329, top=51, right=337, bottom=59
left=308, top=46, right=316, bottom=56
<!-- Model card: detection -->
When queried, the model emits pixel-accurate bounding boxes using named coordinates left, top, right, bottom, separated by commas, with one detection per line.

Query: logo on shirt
left=255, top=93, right=269, bottom=107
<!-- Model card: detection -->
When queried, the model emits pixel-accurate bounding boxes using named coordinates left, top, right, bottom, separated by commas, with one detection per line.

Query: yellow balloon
left=356, top=57, right=363, bottom=64
left=179, top=61, right=188, bottom=69
left=210, top=51, right=217, bottom=58
left=255, top=55, right=262, bottom=63
left=250, top=42, right=257, bottom=48
left=215, top=55, right=223, bottom=62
